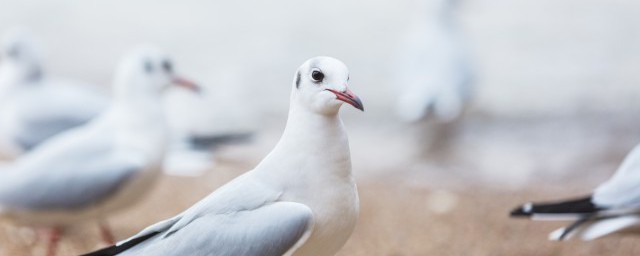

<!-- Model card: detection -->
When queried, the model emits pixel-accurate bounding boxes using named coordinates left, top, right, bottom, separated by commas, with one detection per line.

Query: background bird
left=393, top=0, right=474, bottom=159
left=394, top=0, right=473, bottom=124
left=0, top=28, right=109, bottom=157
left=0, top=46, right=199, bottom=256
left=84, top=56, right=363, bottom=256
left=510, top=144, right=640, bottom=241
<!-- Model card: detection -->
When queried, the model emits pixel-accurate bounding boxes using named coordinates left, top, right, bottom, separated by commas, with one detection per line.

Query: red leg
left=98, top=221, right=115, bottom=245
left=45, top=227, right=61, bottom=256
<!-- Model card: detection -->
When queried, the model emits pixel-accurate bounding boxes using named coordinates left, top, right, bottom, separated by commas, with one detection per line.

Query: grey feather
left=0, top=117, right=143, bottom=210
left=0, top=155, right=140, bottom=210
left=13, top=117, right=91, bottom=150
left=187, top=132, right=253, bottom=151
left=118, top=202, right=312, bottom=256
left=84, top=172, right=314, bottom=256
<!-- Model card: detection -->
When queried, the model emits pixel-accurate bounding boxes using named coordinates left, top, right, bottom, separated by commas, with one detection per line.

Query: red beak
left=326, top=88, right=364, bottom=111
left=172, top=77, right=201, bottom=93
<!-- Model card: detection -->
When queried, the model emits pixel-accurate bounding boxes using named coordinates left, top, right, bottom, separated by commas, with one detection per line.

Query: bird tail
left=510, top=195, right=601, bottom=221
left=188, top=132, right=253, bottom=151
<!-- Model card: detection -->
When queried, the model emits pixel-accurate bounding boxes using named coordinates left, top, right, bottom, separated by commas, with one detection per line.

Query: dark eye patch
left=295, top=71, right=301, bottom=88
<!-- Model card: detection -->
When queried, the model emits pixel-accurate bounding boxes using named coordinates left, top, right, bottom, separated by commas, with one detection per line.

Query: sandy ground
left=1, top=116, right=640, bottom=256
left=2, top=171, right=640, bottom=256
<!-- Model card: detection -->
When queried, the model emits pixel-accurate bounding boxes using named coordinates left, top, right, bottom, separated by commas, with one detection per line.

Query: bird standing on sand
left=84, top=56, right=364, bottom=256
left=511, top=144, right=640, bottom=240
left=0, top=46, right=199, bottom=256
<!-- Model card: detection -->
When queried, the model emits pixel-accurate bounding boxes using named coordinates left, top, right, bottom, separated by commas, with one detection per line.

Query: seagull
left=510, top=144, right=640, bottom=241
left=83, top=56, right=364, bottom=256
left=394, top=0, right=473, bottom=123
left=0, top=28, right=109, bottom=156
left=0, top=46, right=199, bottom=256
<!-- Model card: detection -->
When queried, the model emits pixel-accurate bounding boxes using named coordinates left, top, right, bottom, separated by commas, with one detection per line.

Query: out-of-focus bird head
left=0, top=28, right=43, bottom=82
left=292, top=56, right=363, bottom=115
left=114, top=46, right=199, bottom=100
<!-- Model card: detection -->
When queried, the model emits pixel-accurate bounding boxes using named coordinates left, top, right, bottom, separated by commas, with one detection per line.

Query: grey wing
left=118, top=202, right=313, bottom=256
left=0, top=152, right=143, bottom=210
left=14, top=117, right=91, bottom=150
left=11, top=86, right=107, bottom=150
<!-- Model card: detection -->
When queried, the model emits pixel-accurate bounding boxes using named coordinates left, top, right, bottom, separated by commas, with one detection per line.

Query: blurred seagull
left=511, top=144, right=640, bottom=241
left=83, top=56, right=363, bottom=256
left=395, top=0, right=473, bottom=123
left=0, top=28, right=109, bottom=156
left=0, top=46, right=199, bottom=256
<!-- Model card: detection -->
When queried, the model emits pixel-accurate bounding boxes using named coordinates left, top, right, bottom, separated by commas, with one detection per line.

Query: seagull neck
left=257, top=103, right=353, bottom=180
left=283, top=106, right=343, bottom=136
left=111, top=96, right=168, bottom=160
left=112, top=96, right=166, bottom=130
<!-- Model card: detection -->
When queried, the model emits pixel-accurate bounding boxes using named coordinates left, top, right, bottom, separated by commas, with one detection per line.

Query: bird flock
left=0, top=1, right=638, bottom=255
left=0, top=27, right=366, bottom=256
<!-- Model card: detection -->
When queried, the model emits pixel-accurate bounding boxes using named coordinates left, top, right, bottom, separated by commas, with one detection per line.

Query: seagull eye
left=311, top=69, right=324, bottom=82
left=162, top=60, right=173, bottom=73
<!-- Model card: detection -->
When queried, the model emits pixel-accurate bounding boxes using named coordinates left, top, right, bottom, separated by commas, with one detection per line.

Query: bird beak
left=172, top=76, right=201, bottom=93
left=326, top=88, right=364, bottom=111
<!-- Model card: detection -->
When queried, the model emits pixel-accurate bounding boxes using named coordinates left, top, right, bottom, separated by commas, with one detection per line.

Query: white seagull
left=0, top=46, right=199, bottom=256
left=83, top=56, right=364, bottom=256
left=395, top=0, right=473, bottom=123
left=511, top=144, right=640, bottom=241
left=0, top=28, right=109, bottom=156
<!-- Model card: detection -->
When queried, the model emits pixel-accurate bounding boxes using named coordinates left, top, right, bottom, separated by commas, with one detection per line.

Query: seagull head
left=114, top=46, right=199, bottom=99
left=292, top=56, right=364, bottom=115
left=0, top=28, right=43, bottom=82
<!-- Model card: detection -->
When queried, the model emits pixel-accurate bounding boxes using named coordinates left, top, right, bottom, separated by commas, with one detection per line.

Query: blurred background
left=1, top=0, right=640, bottom=255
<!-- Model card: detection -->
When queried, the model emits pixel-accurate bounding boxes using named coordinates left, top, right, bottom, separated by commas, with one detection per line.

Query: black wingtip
left=510, top=203, right=534, bottom=217
left=80, top=231, right=160, bottom=256
left=509, top=195, right=601, bottom=218
left=80, top=244, right=118, bottom=256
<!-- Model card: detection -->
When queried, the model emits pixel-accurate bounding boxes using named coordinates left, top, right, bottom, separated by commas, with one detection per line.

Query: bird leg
left=98, top=221, right=115, bottom=245
left=44, top=227, right=61, bottom=256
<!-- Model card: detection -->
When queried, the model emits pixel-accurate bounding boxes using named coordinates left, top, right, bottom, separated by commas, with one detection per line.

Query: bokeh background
left=1, top=0, right=640, bottom=255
